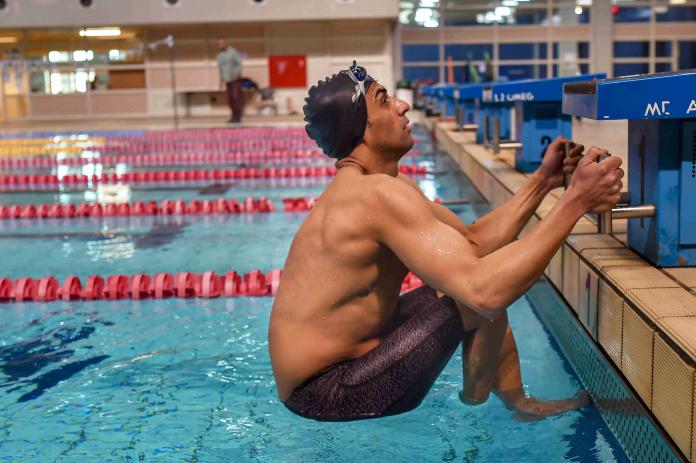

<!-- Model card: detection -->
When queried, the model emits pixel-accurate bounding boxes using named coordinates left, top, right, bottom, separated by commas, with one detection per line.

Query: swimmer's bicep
left=429, top=202, right=481, bottom=251
left=371, top=184, right=482, bottom=304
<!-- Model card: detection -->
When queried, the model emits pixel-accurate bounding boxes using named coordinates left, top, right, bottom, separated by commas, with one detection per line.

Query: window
left=35, top=68, right=97, bottom=94
left=553, top=63, right=589, bottom=77
left=552, top=6, right=590, bottom=24
left=612, top=7, right=651, bottom=23
left=655, top=62, right=671, bottom=73
left=655, top=6, right=696, bottom=22
left=443, top=9, right=493, bottom=27
left=400, top=6, right=440, bottom=28
left=656, top=41, right=672, bottom=58
left=442, top=5, right=554, bottom=26
left=402, top=44, right=439, bottom=62
left=46, top=50, right=94, bottom=64
left=553, top=42, right=589, bottom=60
left=499, top=64, right=547, bottom=80
left=679, top=41, right=696, bottom=70
left=614, top=63, right=649, bottom=77
left=500, top=43, right=547, bottom=60
left=443, top=44, right=493, bottom=61
left=614, top=41, right=650, bottom=58
left=452, top=63, right=486, bottom=83
left=403, top=66, right=440, bottom=82
left=509, top=8, right=549, bottom=25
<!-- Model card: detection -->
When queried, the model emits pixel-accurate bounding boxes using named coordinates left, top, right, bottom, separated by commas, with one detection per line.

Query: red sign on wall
left=269, top=55, right=307, bottom=88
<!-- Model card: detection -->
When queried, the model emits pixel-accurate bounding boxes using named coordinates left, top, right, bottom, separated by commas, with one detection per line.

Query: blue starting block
left=418, top=85, right=440, bottom=116
left=454, top=83, right=485, bottom=131
left=433, top=83, right=458, bottom=117
left=479, top=84, right=514, bottom=147
left=563, top=70, right=696, bottom=267
left=483, top=74, right=605, bottom=172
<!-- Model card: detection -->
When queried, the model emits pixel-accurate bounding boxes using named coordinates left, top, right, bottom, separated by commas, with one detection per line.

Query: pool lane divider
left=0, top=195, right=463, bottom=218
left=0, top=197, right=276, bottom=219
left=0, top=165, right=429, bottom=189
left=0, top=271, right=424, bottom=303
left=282, top=197, right=470, bottom=212
left=0, top=150, right=324, bottom=168
left=0, top=150, right=421, bottom=169
left=0, top=196, right=463, bottom=219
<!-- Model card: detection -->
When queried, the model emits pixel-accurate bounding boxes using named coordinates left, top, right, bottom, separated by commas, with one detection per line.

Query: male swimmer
left=268, top=62, right=623, bottom=421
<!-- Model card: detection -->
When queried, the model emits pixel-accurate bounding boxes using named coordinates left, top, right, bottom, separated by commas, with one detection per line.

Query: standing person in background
left=217, top=38, right=243, bottom=123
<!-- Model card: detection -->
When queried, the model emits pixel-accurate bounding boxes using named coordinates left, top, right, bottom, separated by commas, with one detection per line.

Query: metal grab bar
left=484, top=114, right=521, bottom=155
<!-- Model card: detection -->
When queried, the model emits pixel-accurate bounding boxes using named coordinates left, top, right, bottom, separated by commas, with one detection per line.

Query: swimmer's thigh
left=285, top=286, right=465, bottom=421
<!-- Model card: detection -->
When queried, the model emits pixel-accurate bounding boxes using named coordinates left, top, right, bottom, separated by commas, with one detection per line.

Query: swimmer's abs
left=269, top=317, right=383, bottom=401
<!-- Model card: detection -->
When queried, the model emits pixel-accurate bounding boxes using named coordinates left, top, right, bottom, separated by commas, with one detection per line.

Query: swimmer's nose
left=397, top=98, right=411, bottom=115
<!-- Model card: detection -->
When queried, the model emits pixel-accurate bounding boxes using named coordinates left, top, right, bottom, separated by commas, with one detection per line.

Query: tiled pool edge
left=528, top=280, right=684, bottom=463
left=421, top=115, right=692, bottom=462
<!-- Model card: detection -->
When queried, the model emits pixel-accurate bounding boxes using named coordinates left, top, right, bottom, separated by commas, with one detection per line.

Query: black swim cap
left=303, top=61, right=375, bottom=159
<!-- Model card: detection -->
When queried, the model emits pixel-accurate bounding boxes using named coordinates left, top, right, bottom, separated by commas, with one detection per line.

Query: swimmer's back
left=269, top=167, right=409, bottom=401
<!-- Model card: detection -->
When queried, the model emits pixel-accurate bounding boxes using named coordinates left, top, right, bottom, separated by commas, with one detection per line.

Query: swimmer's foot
left=507, top=390, right=591, bottom=422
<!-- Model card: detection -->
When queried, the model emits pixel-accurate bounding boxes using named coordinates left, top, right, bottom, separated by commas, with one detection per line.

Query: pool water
left=0, top=126, right=631, bottom=462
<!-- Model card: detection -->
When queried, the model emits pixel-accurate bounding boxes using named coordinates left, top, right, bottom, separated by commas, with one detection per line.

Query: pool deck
left=420, top=113, right=696, bottom=462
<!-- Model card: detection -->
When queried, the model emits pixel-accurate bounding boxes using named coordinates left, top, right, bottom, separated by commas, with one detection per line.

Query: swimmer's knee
left=458, top=390, right=490, bottom=406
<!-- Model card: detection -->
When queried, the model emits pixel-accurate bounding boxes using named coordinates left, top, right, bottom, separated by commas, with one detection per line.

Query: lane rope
left=0, top=271, right=424, bottom=303
left=0, top=197, right=275, bottom=219
left=0, top=165, right=429, bottom=189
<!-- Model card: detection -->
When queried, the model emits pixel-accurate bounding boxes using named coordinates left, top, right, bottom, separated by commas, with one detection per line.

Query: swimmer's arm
left=370, top=179, right=586, bottom=318
left=397, top=173, right=484, bottom=256
left=398, top=171, right=552, bottom=257
left=468, top=138, right=584, bottom=254
left=465, top=172, right=552, bottom=255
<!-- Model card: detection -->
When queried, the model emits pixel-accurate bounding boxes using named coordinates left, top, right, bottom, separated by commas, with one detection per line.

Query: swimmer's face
left=362, top=83, right=413, bottom=156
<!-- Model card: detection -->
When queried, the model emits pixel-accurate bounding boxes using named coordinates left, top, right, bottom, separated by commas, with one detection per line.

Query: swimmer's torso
left=269, top=167, right=412, bottom=401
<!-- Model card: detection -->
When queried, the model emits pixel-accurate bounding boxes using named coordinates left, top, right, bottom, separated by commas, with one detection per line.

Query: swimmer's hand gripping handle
left=562, top=140, right=580, bottom=190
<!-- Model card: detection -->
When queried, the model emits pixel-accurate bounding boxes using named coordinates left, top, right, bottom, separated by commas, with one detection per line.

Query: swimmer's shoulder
left=357, top=173, right=431, bottom=219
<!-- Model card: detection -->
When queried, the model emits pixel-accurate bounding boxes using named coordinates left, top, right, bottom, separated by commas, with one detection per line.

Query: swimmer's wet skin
left=268, top=61, right=622, bottom=422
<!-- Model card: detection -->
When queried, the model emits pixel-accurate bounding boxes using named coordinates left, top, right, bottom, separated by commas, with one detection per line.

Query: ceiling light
left=575, top=6, right=583, bottom=14
left=485, top=11, right=501, bottom=22
left=502, top=0, right=518, bottom=5
left=79, top=27, right=122, bottom=37
left=415, top=7, right=433, bottom=22
left=495, top=6, right=511, bottom=16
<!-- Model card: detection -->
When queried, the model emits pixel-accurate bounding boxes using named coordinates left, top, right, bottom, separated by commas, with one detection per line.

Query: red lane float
left=0, top=165, right=427, bottom=188
left=0, top=270, right=422, bottom=303
left=283, top=197, right=318, bottom=212
left=282, top=195, right=443, bottom=212
left=0, top=270, right=282, bottom=303
left=400, top=272, right=424, bottom=293
left=84, top=276, right=104, bottom=300
left=36, top=277, right=59, bottom=302
left=0, top=149, right=420, bottom=169
left=61, top=275, right=83, bottom=301
left=0, top=197, right=275, bottom=220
